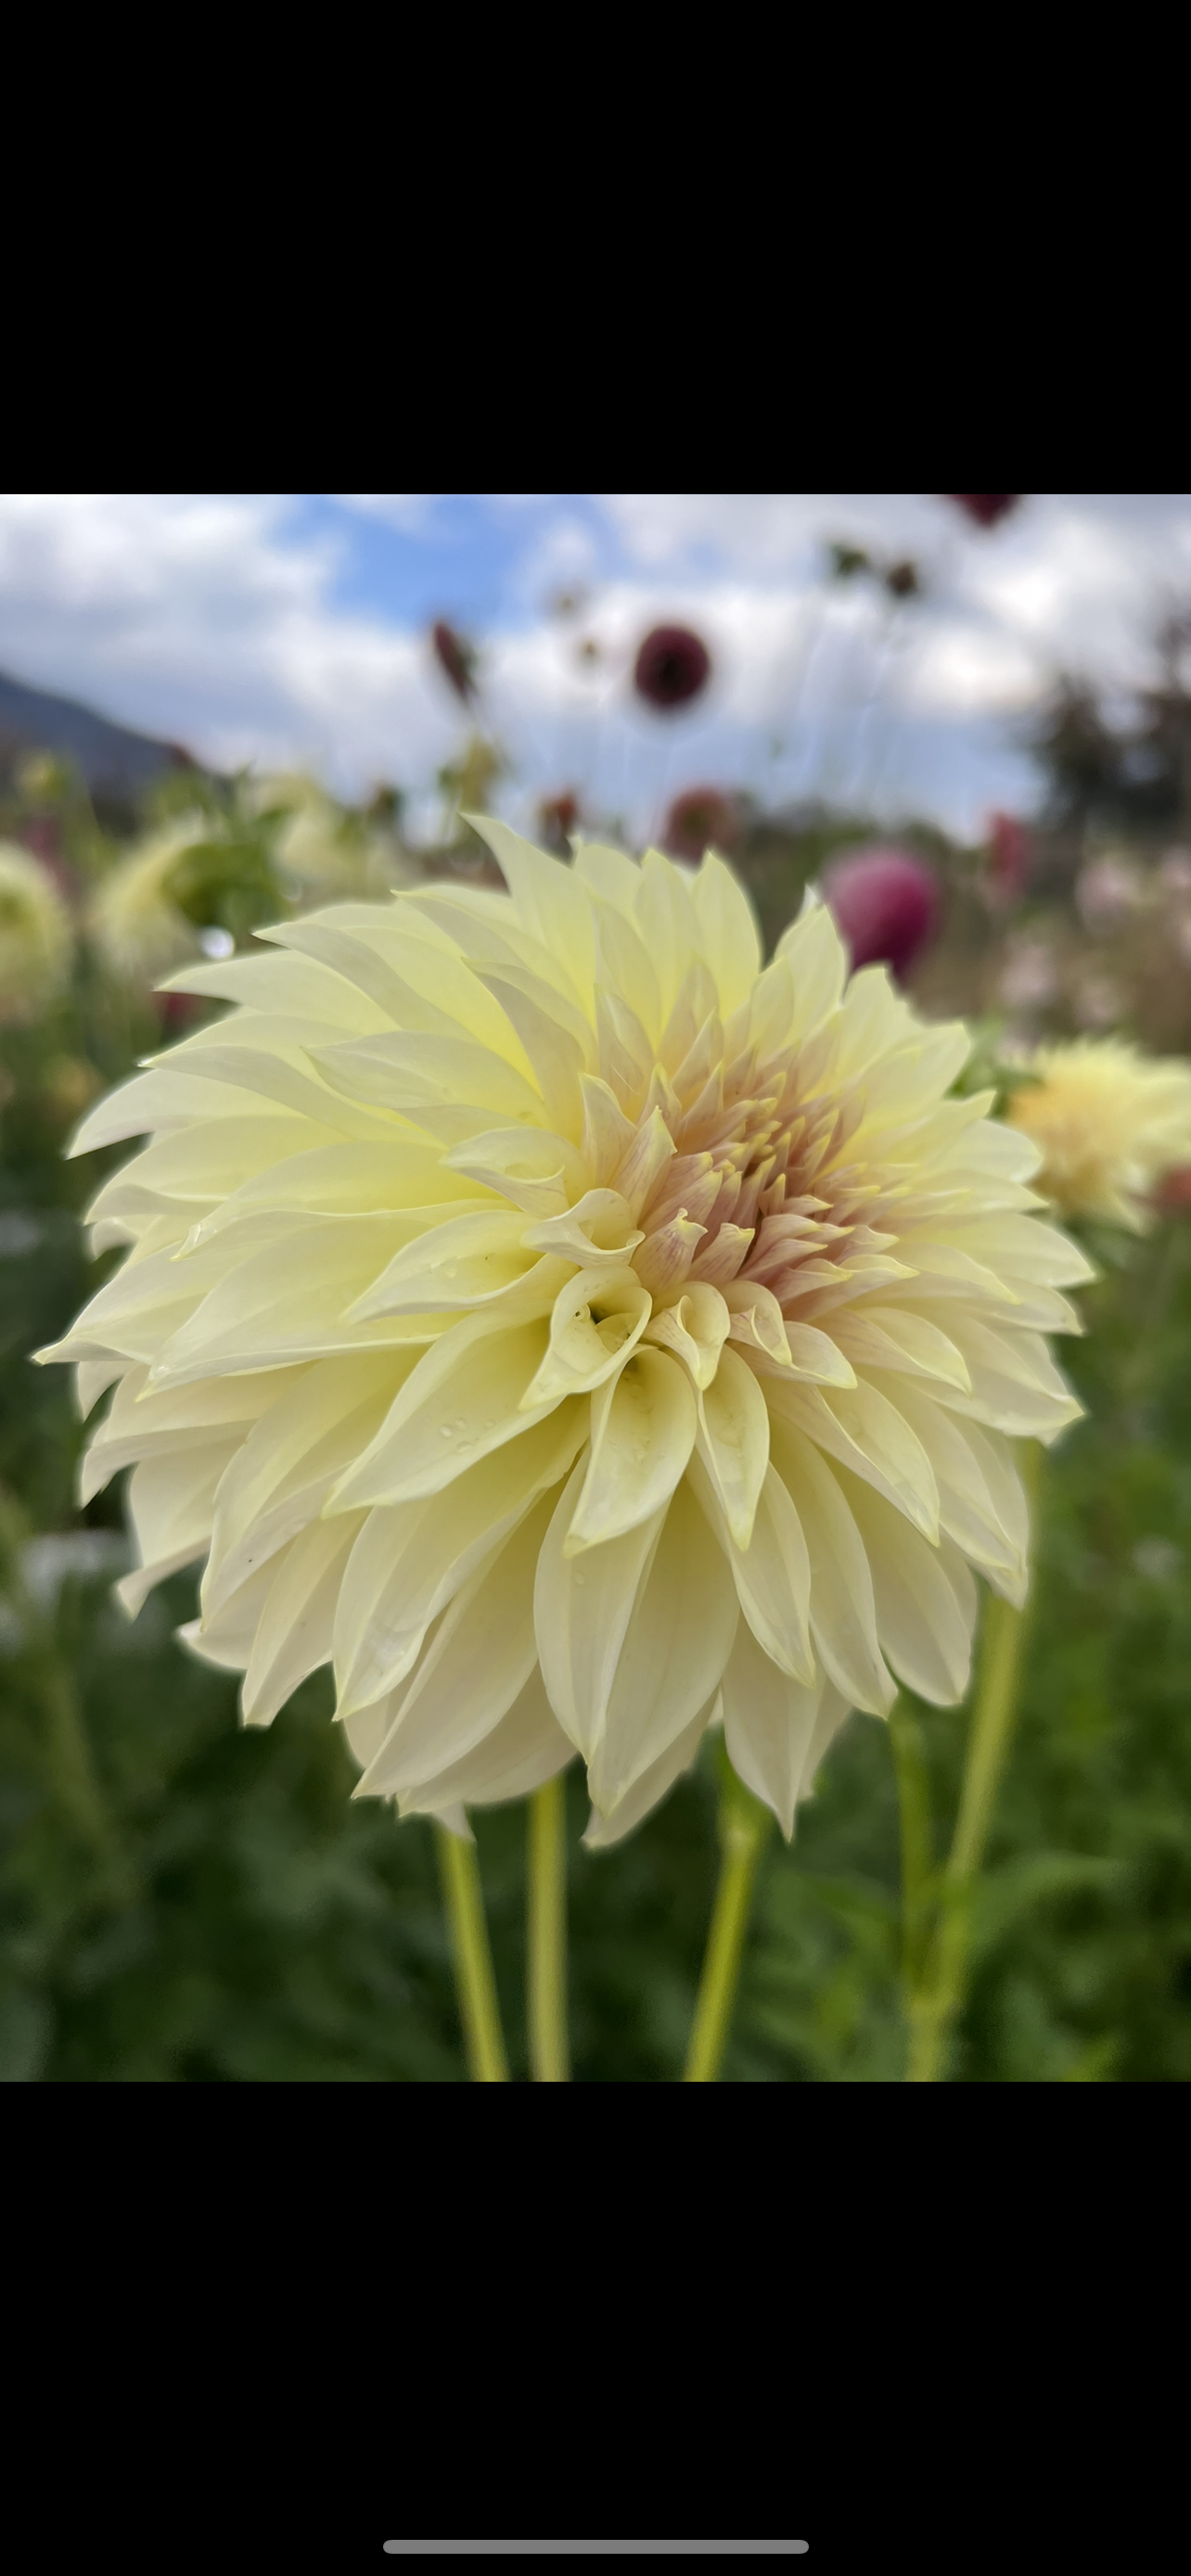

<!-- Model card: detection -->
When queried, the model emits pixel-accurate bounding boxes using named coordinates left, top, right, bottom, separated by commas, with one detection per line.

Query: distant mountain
left=0, top=669, right=199, bottom=795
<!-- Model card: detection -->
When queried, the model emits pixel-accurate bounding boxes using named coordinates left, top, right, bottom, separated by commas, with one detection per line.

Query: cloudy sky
left=1, top=493, right=1188, bottom=844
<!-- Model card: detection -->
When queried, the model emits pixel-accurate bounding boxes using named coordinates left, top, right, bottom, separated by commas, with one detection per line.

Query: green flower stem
left=527, top=1775, right=570, bottom=2082
left=888, top=1697, right=934, bottom=1994
left=685, top=1753, right=773, bottom=2084
left=905, top=1444, right=1045, bottom=2084
left=435, top=1824, right=509, bottom=2084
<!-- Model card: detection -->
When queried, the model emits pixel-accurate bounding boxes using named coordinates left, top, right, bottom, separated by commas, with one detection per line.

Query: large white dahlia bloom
left=40, top=824, right=1089, bottom=1845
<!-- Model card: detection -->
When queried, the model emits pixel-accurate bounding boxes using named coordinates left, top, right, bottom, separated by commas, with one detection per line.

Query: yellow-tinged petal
left=566, top=1347, right=697, bottom=1551
left=642, top=1282, right=730, bottom=1388
left=331, top=1404, right=584, bottom=1718
left=587, top=1479, right=738, bottom=1815
left=523, top=1265, right=652, bottom=1407
left=534, top=1456, right=665, bottom=1761
left=694, top=1343, right=771, bottom=1549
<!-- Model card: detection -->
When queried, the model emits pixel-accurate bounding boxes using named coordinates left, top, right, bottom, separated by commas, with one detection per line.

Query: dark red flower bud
left=884, top=558, right=921, bottom=601
left=537, top=792, right=581, bottom=853
left=822, top=846, right=940, bottom=983
left=662, top=785, right=740, bottom=861
left=634, top=625, right=711, bottom=713
left=946, top=495, right=1021, bottom=529
left=431, top=620, right=478, bottom=703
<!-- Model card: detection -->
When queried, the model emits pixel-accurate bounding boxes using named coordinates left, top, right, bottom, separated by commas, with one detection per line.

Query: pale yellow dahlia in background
left=1005, top=1038, right=1191, bottom=1230
left=0, top=841, right=72, bottom=1021
left=40, top=823, right=1089, bottom=1845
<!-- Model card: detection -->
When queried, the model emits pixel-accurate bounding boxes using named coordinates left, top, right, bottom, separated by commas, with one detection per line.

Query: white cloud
left=0, top=492, right=1188, bottom=844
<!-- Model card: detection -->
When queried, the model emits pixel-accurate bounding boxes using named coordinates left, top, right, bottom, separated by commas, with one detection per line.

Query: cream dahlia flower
left=0, top=841, right=72, bottom=1021
left=89, top=813, right=213, bottom=984
left=1005, top=1038, right=1191, bottom=1230
left=40, top=823, right=1088, bottom=1845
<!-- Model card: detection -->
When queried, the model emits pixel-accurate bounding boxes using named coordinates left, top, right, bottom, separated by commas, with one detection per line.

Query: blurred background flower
left=820, top=843, right=940, bottom=980
left=0, top=843, right=72, bottom=1021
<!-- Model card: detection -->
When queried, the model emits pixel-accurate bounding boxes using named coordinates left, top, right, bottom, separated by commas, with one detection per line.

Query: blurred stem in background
left=902, top=1442, right=1045, bottom=2082
left=685, top=1741, right=774, bottom=2082
left=0, top=1488, right=134, bottom=1905
left=434, top=1823, right=509, bottom=2083
left=527, top=1776, right=570, bottom=2082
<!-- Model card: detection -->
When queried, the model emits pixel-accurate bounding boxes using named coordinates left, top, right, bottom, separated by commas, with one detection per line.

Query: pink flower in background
left=634, top=625, right=711, bottom=712
left=1157, top=1167, right=1191, bottom=1215
left=946, top=495, right=1021, bottom=529
left=662, top=785, right=740, bottom=861
left=821, top=846, right=940, bottom=982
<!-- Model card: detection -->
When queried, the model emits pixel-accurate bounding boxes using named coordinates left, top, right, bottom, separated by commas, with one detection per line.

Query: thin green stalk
left=527, top=1775, right=570, bottom=2082
left=888, top=1696, right=934, bottom=1993
left=435, top=1824, right=509, bottom=2084
left=685, top=1753, right=773, bottom=2084
left=906, top=1445, right=1044, bottom=2083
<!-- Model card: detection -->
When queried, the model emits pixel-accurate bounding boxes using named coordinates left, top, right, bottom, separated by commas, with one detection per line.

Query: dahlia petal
left=521, top=1189, right=643, bottom=1269
left=204, top=1356, right=407, bottom=1614
left=587, top=1480, right=738, bottom=1813
left=477, top=970, right=591, bottom=1132
left=186, top=1141, right=483, bottom=1241
left=327, top=1313, right=565, bottom=1508
left=836, top=1468, right=975, bottom=1705
left=117, top=1437, right=241, bottom=1616
left=775, top=897, right=847, bottom=1039
left=721, top=1278, right=792, bottom=1366
left=583, top=1690, right=718, bottom=1849
left=534, top=1457, right=665, bottom=1760
left=695, top=1344, right=771, bottom=1549
left=524, top=1266, right=652, bottom=1407
left=332, top=1404, right=585, bottom=1718
left=80, top=1363, right=293, bottom=1502
left=461, top=816, right=596, bottom=1005
left=312, top=1031, right=546, bottom=1128
left=241, top=1514, right=363, bottom=1727
left=348, top=1209, right=550, bottom=1318
left=637, top=850, right=702, bottom=1019
left=642, top=1282, right=730, bottom=1388
left=720, top=1617, right=826, bottom=1837
left=767, top=1377, right=940, bottom=1542
left=690, top=1450, right=813, bottom=1685
left=831, top=1304, right=971, bottom=1392
left=442, top=1125, right=584, bottom=1214
left=144, top=1219, right=447, bottom=1384
left=570, top=839, right=643, bottom=921
left=356, top=1493, right=557, bottom=1797
left=567, top=1348, right=697, bottom=1551
left=395, top=1667, right=571, bottom=1820
left=874, top=1380, right=1026, bottom=1594
left=689, top=851, right=762, bottom=1014
left=768, top=1422, right=894, bottom=1715
left=593, top=902, right=662, bottom=1044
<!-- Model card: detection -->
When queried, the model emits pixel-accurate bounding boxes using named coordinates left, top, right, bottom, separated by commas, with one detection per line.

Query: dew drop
left=440, top=1424, right=454, bottom=1438
left=574, top=1573, right=586, bottom=1587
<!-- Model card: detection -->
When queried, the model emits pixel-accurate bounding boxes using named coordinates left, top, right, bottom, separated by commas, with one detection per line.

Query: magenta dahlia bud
left=662, top=785, right=740, bottom=861
left=946, top=494, right=1021, bottom=529
left=821, top=846, right=940, bottom=982
left=431, top=620, right=478, bottom=704
left=634, top=625, right=711, bottom=712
